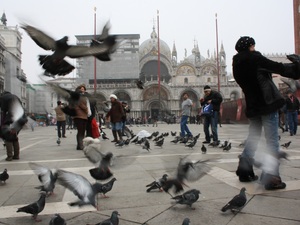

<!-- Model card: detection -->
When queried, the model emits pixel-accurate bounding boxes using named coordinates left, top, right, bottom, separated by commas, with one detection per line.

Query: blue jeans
left=203, top=111, right=218, bottom=142
left=111, top=122, right=123, bottom=131
left=56, top=121, right=66, bottom=138
left=180, top=115, right=192, bottom=137
left=287, top=111, right=298, bottom=135
left=242, top=111, right=280, bottom=175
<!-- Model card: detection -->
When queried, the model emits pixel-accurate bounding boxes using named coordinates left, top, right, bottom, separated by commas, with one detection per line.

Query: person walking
left=232, top=36, right=300, bottom=190
left=54, top=101, right=67, bottom=139
left=121, top=101, right=130, bottom=136
left=0, top=91, right=27, bottom=161
left=180, top=92, right=193, bottom=138
left=285, top=89, right=299, bottom=136
left=105, top=94, right=125, bottom=144
left=200, top=85, right=223, bottom=146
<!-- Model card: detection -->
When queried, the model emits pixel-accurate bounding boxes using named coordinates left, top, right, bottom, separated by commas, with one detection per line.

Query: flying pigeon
left=29, top=162, right=58, bottom=196
left=135, top=79, right=144, bottom=89
left=201, top=144, right=207, bottom=154
left=17, top=192, right=47, bottom=221
left=21, top=23, right=116, bottom=76
left=49, top=213, right=66, bottom=225
left=172, top=189, right=201, bottom=209
left=146, top=174, right=168, bottom=192
left=0, top=168, right=9, bottom=183
left=98, top=177, right=117, bottom=198
left=89, top=152, right=114, bottom=181
left=56, top=169, right=103, bottom=208
left=162, top=156, right=212, bottom=194
left=221, top=187, right=247, bottom=213
left=281, top=141, right=291, bottom=149
left=87, top=210, right=120, bottom=225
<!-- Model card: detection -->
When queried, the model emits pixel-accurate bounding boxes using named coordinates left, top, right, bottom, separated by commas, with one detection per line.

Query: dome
left=139, top=27, right=171, bottom=59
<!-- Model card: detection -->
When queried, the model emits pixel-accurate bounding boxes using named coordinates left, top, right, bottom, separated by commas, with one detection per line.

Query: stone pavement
left=0, top=123, right=299, bottom=225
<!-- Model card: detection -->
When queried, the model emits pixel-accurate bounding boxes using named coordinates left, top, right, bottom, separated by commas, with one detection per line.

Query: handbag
left=91, top=117, right=100, bottom=138
left=201, top=104, right=213, bottom=116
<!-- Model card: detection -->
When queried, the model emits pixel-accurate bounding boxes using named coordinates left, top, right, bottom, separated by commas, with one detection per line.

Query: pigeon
left=201, top=144, right=207, bottom=154
left=49, top=213, right=66, bottom=225
left=223, top=142, right=231, bottom=151
left=171, top=131, right=177, bottom=136
left=162, top=156, right=212, bottom=194
left=182, top=218, right=190, bottom=225
left=193, top=133, right=201, bottom=140
left=21, top=23, right=116, bottom=76
left=17, top=192, right=47, bottom=221
left=135, top=79, right=144, bottom=89
left=87, top=210, right=120, bottom=225
left=102, top=132, right=110, bottom=140
left=123, top=139, right=130, bottom=145
left=0, top=168, right=9, bottom=183
left=171, top=137, right=180, bottom=144
left=219, top=140, right=228, bottom=148
left=281, top=141, right=291, bottom=149
left=56, top=169, right=103, bottom=208
left=146, top=174, right=168, bottom=192
left=115, top=140, right=125, bottom=147
left=221, top=187, right=247, bottom=213
left=238, top=139, right=246, bottom=147
left=83, top=138, right=103, bottom=165
left=185, top=140, right=197, bottom=149
left=29, top=162, right=58, bottom=196
left=99, top=177, right=117, bottom=198
left=142, top=139, right=151, bottom=151
left=57, top=138, right=61, bottom=145
left=155, top=138, right=164, bottom=148
left=172, top=189, right=201, bottom=209
left=89, top=152, right=114, bottom=181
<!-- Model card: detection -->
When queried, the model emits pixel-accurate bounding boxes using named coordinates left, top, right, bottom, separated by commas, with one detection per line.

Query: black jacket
left=232, top=50, right=300, bottom=118
left=201, top=90, right=223, bottom=112
left=285, top=95, right=300, bottom=112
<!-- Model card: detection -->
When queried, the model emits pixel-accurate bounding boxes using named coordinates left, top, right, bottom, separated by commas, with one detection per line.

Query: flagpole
left=215, top=13, right=220, bottom=92
left=93, top=7, right=97, bottom=94
left=157, top=10, right=161, bottom=114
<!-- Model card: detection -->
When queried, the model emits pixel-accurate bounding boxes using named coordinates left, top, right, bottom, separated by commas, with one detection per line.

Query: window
left=184, top=78, right=188, bottom=84
left=207, top=78, right=211, bottom=82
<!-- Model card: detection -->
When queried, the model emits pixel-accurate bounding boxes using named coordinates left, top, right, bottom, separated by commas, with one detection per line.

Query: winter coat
left=54, top=105, right=66, bottom=121
left=232, top=50, right=300, bottom=118
left=285, top=95, right=300, bottom=112
left=201, top=90, right=223, bottom=112
left=72, top=97, right=88, bottom=120
left=106, top=100, right=124, bottom=123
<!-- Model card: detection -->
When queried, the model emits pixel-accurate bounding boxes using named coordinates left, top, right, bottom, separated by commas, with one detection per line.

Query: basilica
left=64, top=27, right=242, bottom=119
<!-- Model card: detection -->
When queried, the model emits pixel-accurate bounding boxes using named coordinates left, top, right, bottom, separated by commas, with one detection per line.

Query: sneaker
left=202, top=141, right=210, bottom=144
left=262, top=173, right=286, bottom=190
left=5, top=157, right=13, bottom=161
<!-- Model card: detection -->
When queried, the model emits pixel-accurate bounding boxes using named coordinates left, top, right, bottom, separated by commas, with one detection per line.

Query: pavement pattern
left=0, top=123, right=299, bottom=225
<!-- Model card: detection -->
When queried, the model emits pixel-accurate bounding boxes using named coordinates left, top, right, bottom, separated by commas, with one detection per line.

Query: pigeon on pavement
left=87, top=210, right=120, bottom=225
left=17, top=192, right=47, bottom=221
left=201, top=144, right=207, bottom=154
left=49, top=213, right=66, bottom=225
left=56, top=169, right=103, bottom=208
left=172, top=189, right=201, bottom=209
left=142, top=139, right=151, bottom=151
left=221, top=187, right=247, bottom=213
left=223, top=142, right=231, bottom=151
left=281, top=141, right=291, bottom=149
left=21, top=23, right=116, bottom=76
left=99, top=177, right=117, bottom=198
left=182, top=218, right=190, bottom=225
left=0, top=168, right=9, bottom=183
left=146, top=174, right=168, bottom=192
left=29, top=162, right=58, bottom=195
left=155, top=138, right=164, bottom=148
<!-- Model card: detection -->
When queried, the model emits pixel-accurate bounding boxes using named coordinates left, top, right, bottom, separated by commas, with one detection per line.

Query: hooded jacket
left=233, top=50, right=300, bottom=118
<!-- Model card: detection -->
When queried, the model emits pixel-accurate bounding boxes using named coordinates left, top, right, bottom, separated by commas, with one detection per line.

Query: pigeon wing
left=21, top=24, right=56, bottom=51
left=65, top=45, right=109, bottom=58
left=29, top=162, right=55, bottom=189
left=84, top=143, right=104, bottom=164
left=185, top=160, right=212, bottom=181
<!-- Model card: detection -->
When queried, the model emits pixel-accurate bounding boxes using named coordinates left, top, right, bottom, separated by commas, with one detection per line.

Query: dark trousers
left=203, top=111, right=219, bottom=142
left=73, top=118, right=87, bottom=149
left=57, top=121, right=66, bottom=138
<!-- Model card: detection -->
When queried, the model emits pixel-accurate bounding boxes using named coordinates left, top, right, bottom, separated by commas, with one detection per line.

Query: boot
left=236, top=156, right=258, bottom=182
left=12, top=140, right=20, bottom=160
left=5, top=141, right=13, bottom=161
left=111, top=130, right=118, bottom=142
left=117, top=130, right=123, bottom=143
left=262, top=173, right=286, bottom=190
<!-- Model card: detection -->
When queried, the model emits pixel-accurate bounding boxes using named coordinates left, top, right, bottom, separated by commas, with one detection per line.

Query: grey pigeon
left=21, top=23, right=115, bottom=76
left=142, top=139, right=151, bottom=151
left=135, top=79, right=144, bottom=89
left=221, top=187, right=247, bottom=213
left=155, top=138, right=164, bottom=148
left=201, top=144, right=207, bottom=154
left=99, top=177, right=117, bottom=198
left=223, top=142, right=231, bottom=151
left=281, top=141, right=291, bottom=148
left=87, top=210, right=120, bottom=225
left=56, top=169, right=103, bottom=208
left=182, top=218, right=190, bottom=225
left=146, top=174, right=168, bottom=192
left=49, top=213, right=66, bottom=225
left=185, top=139, right=197, bottom=149
left=29, top=162, right=57, bottom=195
left=17, top=192, right=47, bottom=221
left=172, top=189, right=201, bottom=209
left=57, top=138, right=61, bottom=145
left=0, top=168, right=9, bottom=183
left=89, top=152, right=114, bottom=180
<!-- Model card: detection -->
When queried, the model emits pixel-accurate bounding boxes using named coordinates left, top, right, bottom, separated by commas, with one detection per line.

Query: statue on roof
left=1, top=12, right=7, bottom=26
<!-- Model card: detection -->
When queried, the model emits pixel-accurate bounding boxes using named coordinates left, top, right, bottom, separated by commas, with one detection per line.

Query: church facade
left=75, top=27, right=242, bottom=119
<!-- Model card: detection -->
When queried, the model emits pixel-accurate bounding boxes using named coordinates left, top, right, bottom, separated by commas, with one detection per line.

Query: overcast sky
left=1, top=0, right=295, bottom=83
